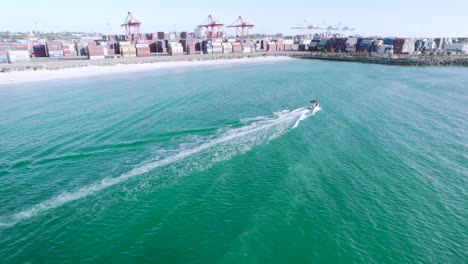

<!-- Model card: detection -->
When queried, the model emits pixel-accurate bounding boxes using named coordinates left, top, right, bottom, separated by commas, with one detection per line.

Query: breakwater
left=296, top=53, right=468, bottom=66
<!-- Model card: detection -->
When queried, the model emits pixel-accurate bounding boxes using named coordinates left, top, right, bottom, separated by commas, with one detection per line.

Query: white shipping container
left=89, top=55, right=105, bottom=60
left=0, top=55, right=8, bottom=63
left=444, top=43, right=468, bottom=53
left=7, top=50, right=30, bottom=63
left=135, top=44, right=149, bottom=48
left=68, top=44, right=76, bottom=55
left=49, top=50, right=64, bottom=56
left=284, top=40, right=294, bottom=45
left=243, top=47, right=251, bottom=53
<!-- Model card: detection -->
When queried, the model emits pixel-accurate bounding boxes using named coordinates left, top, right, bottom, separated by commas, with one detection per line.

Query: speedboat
left=310, top=100, right=319, bottom=109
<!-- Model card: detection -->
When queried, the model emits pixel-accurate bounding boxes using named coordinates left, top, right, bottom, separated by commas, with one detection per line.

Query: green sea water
left=0, top=59, right=466, bottom=263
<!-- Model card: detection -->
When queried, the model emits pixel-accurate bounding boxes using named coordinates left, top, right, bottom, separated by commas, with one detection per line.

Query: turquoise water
left=0, top=60, right=466, bottom=263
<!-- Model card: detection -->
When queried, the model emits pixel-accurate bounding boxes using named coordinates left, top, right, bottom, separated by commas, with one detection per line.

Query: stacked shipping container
left=168, top=42, right=183, bottom=55
left=222, top=42, right=232, bottom=53
left=7, top=44, right=30, bottom=63
left=276, top=39, right=284, bottom=51
left=32, top=44, right=47, bottom=57
left=267, top=42, right=277, bottom=52
left=87, top=43, right=105, bottom=60
left=232, top=42, right=242, bottom=53
left=212, top=41, right=223, bottom=54
left=393, top=38, right=415, bottom=54
left=0, top=43, right=13, bottom=63
left=120, top=43, right=137, bottom=58
left=135, top=43, right=150, bottom=57
left=47, top=41, right=64, bottom=57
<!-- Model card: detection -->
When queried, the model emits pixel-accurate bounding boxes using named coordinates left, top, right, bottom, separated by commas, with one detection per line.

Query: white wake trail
left=292, top=106, right=321, bottom=129
left=0, top=107, right=316, bottom=227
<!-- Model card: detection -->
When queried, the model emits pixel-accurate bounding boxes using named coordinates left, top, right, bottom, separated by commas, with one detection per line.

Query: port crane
left=291, top=19, right=310, bottom=39
left=121, top=11, right=141, bottom=42
left=340, top=25, right=355, bottom=37
left=315, top=21, right=339, bottom=37
left=198, top=15, right=224, bottom=39
left=227, top=16, right=254, bottom=41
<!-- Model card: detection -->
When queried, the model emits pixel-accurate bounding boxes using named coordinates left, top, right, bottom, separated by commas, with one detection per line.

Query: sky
left=1, top=0, right=467, bottom=37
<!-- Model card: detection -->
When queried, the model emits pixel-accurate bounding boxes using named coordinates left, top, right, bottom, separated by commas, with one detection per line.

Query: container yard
left=0, top=11, right=467, bottom=65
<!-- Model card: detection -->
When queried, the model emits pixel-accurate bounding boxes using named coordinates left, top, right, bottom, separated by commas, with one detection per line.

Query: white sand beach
left=0, top=56, right=294, bottom=86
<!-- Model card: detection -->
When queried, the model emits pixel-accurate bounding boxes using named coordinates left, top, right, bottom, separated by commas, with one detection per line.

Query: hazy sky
left=1, top=0, right=467, bottom=37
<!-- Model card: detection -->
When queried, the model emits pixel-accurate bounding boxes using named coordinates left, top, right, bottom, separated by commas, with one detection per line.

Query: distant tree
left=274, top=33, right=283, bottom=38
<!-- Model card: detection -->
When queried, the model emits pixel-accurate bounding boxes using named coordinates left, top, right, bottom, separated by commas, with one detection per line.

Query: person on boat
left=310, top=100, right=319, bottom=109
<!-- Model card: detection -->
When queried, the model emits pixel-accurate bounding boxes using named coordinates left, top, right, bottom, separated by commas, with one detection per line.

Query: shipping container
left=383, top=38, right=394, bottom=45
left=49, top=50, right=64, bottom=57
left=0, top=55, right=8, bottom=63
left=88, top=55, right=105, bottom=60
left=47, top=41, right=63, bottom=51
left=444, top=43, right=468, bottom=54
left=168, top=42, right=183, bottom=55
left=267, top=42, right=277, bottom=52
left=0, top=43, right=13, bottom=51
left=12, top=44, right=29, bottom=50
left=136, top=45, right=150, bottom=57
left=32, top=45, right=47, bottom=57
left=316, top=38, right=328, bottom=51
left=7, top=50, right=31, bottom=63
left=222, top=43, right=232, bottom=53
left=120, top=44, right=136, bottom=57
left=345, top=46, right=356, bottom=52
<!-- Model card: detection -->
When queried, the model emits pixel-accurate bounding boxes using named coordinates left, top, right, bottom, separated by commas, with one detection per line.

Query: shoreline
left=0, top=53, right=301, bottom=85
left=2, top=52, right=467, bottom=85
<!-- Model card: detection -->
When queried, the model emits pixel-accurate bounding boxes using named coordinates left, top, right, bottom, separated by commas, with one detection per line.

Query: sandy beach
left=0, top=53, right=301, bottom=86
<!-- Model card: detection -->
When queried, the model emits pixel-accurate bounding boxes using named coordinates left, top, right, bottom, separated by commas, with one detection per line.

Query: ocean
left=0, top=59, right=466, bottom=263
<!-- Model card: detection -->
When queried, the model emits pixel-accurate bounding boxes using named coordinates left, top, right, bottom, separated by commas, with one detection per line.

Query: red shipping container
left=267, top=44, right=277, bottom=52
left=13, top=44, right=29, bottom=50
left=136, top=47, right=150, bottom=57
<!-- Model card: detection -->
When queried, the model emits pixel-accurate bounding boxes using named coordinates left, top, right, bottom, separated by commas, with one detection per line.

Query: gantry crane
left=315, top=21, right=338, bottom=38
left=340, top=25, right=355, bottom=37
left=291, top=19, right=310, bottom=39
left=121, top=11, right=142, bottom=42
left=227, top=16, right=254, bottom=41
left=198, top=15, right=224, bottom=39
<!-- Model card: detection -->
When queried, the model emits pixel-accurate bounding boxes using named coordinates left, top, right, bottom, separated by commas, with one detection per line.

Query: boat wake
left=0, top=106, right=320, bottom=228
left=292, top=106, right=321, bottom=129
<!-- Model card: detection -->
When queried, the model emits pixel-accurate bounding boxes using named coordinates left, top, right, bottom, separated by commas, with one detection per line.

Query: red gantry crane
left=227, top=16, right=254, bottom=41
left=198, top=15, right=224, bottom=39
left=121, top=11, right=142, bottom=42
